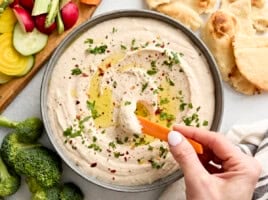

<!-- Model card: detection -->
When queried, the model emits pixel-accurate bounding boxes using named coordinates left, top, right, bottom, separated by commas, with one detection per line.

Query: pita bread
left=221, top=0, right=265, bottom=8
left=251, top=0, right=265, bottom=8
left=201, top=0, right=259, bottom=95
left=201, top=10, right=238, bottom=81
left=156, top=1, right=203, bottom=31
left=233, top=35, right=268, bottom=91
left=252, top=6, right=268, bottom=32
left=221, top=0, right=256, bottom=35
left=145, top=0, right=171, bottom=9
left=228, top=67, right=260, bottom=95
left=145, top=0, right=217, bottom=31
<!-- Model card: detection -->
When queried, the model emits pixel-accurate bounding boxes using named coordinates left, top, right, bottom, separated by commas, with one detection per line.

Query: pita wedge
left=145, top=0, right=217, bottom=31
left=233, top=35, right=268, bottom=91
left=156, top=1, right=203, bottom=31
left=252, top=6, right=268, bottom=32
left=201, top=0, right=259, bottom=95
left=221, top=0, right=268, bottom=32
left=201, top=10, right=238, bottom=81
left=145, top=0, right=171, bottom=9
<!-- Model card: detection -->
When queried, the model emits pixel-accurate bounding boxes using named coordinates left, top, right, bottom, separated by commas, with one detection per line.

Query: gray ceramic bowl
left=41, top=10, right=223, bottom=193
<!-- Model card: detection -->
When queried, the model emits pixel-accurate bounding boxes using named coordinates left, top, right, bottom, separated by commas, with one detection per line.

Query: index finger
left=173, top=125, right=242, bottom=161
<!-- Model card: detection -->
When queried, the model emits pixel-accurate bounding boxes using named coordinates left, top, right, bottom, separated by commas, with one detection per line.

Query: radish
left=19, top=0, right=34, bottom=11
left=13, top=6, right=35, bottom=32
left=60, top=1, right=79, bottom=30
left=35, top=14, right=57, bottom=35
left=9, top=0, right=19, bottom=8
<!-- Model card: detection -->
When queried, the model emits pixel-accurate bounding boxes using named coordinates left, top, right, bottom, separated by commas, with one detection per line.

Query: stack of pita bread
left=145, top=0, right=268, bottom=95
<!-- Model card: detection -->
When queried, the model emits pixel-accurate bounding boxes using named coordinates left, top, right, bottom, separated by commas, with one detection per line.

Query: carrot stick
left=80, top=0, right=101, bottom=5
left=137, top=116, right=203, bottom=154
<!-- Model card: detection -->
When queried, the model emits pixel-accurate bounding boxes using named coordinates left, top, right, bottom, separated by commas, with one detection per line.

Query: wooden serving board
left=0, top=1, right=98, bottom=113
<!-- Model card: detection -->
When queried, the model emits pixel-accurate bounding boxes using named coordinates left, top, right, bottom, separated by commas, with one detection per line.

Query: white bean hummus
left=47, top=17, right=215, bottom=186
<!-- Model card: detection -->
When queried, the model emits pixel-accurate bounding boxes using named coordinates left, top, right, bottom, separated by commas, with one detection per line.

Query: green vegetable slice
left=13, top=23, right=48, bottom=56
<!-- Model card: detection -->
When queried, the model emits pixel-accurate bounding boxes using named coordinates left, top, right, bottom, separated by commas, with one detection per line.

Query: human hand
left=168, top=125, right=261, bottom=200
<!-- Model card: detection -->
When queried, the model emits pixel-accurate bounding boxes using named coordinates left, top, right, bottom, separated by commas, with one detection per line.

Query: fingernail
left=168, top=131, right=182, bottom=146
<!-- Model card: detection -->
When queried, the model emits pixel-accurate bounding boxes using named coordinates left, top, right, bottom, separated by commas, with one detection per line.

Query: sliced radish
left=13, top=6, right=35, bottom=32
left=35, top=14, right=57, bottom=35
left=60, top=1, right=79, bottom=30
left=19, top=0, right=34, bottom=11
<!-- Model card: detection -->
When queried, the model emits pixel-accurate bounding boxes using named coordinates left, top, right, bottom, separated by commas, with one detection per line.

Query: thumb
left=168, top=131, right=207, bottom=179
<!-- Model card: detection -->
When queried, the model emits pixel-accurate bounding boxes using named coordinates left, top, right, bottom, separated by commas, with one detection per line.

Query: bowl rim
left=41, top=9, right=223, bottom=193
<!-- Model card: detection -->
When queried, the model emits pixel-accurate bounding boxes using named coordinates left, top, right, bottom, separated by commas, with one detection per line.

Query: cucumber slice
left=56, top=10, right=64, bottom=34
left=45, top=0, right=59, bottom=28
left=32, top=0, right=51, bottom=16
left=0, top=72, right=13, bottom=84
left=13, top=23, right=48, bottom=56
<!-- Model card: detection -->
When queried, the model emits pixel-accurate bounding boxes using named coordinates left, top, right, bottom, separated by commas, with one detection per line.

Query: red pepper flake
left=90, top=163, right=97, bottom=167
left=112, top=177, right=115, bottom=180
left=124, top=157, right=127, bottom=162
left=98, top=68, right=104, bottom=76
left=107, top=149, right=111, bottom=153
left=82, top=73, right=89, bottom=77
left=155, top=108, right=162, bottom=115
left=126, top=151, right=129, bottom=155
left=76, top=115, right=81, bottom=120
left=110, top=169, right=116, bottom=173
left=69, top=140, right=73, bottom=145
left=106, top=63, right=111, bottom=68
left=75, top=100, right=80, bottom=105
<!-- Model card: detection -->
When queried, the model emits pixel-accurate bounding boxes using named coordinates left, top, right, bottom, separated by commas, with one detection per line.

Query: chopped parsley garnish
left=71, top=68, right=82, bottom=75
left=166, top=77, right=175, bottom=86
left=124, top=101, right=131, bottom=106
left=180, top=103, right=187, bottom=111
left=88, top=143, right=102, bottom=152
left=141, top=41, right=149, bottom=48
left=159, top=146, right=168, bottom=158
left=149, top=159, right=165, bottom=169
left=113, top=152, right=122, bottom=158
left=163, top=51, right=180, bottom=69
left=84, top=38, right=108, bottom=54
left=63, top=126, right=81, bottom=138
left=93, top=136, right=97, bottom=142
left=141, top=82, right=149, bottom=93
left=88, top=45, right=108, bottom=54
left=84, top=38, right=94, bottom=44
left=131, top=39, right=139, bottom=50
left=147, top=60, right=158, bottom=75
left=113, top=81, right=117, bottom=89
left=120, top=44, right=127, bottom=50
left=160, top=112, right=175, bottom=121
left=116, top=137, right=124, bottom=145
left=132, top=135, right=148, bottom=147
left=203, top=120, right=209, bottom=126
left=112, top=27, right=117, bottom=33
left=124, top=137, right=129, bottom=143
left=109, top=142, right=116, bottom=149
left=160, top=98, right=169, bottom=105
left=147, top=69, right=157, bottom=75
left=148, top=145, right=154, bottom=151
left=86, top=100, right=100, bottom=119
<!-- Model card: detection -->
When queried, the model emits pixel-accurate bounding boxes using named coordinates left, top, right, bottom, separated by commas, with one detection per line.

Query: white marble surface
left=1, top=0, right=268, bottom=199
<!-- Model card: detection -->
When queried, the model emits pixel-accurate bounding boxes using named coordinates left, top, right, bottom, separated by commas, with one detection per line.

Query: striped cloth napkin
left=159, top=119, right=268, bottom=200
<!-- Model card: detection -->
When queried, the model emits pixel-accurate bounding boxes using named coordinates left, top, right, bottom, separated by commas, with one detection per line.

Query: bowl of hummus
left=41, top=10, right=223, bottom=192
